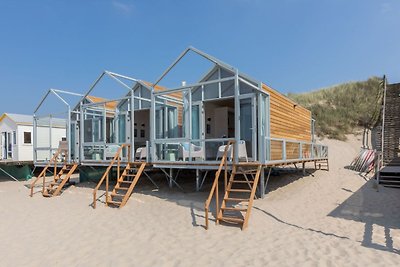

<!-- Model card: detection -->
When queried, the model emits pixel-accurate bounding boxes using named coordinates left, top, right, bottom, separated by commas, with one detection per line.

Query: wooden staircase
left=205, top=140, right=263, bottom=230
left=43, top=163, right=79, bottom=197
left=378, top=159, right=400, bottom=188
left=217, top=164, right=262, bottom=230
left=106, top=162, right=146, bottom=208
left=30, top=141, right=79, bottom=197
left=314, top=159, right=329, bottom=171
left=93, top=144, right=148, bottom=209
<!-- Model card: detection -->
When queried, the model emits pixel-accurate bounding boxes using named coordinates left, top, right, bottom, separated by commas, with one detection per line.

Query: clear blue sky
left=0, top=0, right=399, bottom=115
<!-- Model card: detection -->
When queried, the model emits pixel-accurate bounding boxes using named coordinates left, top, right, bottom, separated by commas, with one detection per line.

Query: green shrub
left=288, top=77, right=382, bottom=140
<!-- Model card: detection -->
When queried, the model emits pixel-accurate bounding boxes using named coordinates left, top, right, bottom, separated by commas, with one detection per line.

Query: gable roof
left=86, top=95, right=118, bottom=110
left=0, top=113, right=33, bottom=125
left=0, top=113, right=66, bottom=128
left=141, top=81, right=182, bottom=100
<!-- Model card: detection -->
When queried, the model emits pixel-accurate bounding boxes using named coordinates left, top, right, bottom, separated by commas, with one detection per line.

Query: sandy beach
left=1, top=135, right=399, bottom=266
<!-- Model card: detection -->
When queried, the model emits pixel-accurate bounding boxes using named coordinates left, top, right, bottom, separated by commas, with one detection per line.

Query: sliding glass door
left=239, top=96, right=256, bottom=160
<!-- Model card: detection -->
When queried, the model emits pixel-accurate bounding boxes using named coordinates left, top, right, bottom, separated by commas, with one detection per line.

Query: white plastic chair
left=179, top=143, right=205, bottom=161
left=216, top=140, right=248, bottom=162
left=135, top=147, right=147, bottom=161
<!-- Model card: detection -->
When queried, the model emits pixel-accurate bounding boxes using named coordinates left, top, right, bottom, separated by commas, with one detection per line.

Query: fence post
left=299, top=142, right=303, bottom=160
left=312, top=143, right=315, bottom=159
left=146, top=140, right=150, bottom=163
left=282, top=140, right=286, bottom=161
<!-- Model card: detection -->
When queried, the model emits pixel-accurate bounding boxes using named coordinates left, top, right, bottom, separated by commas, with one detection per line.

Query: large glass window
left=192, top=105, right=200, bottom=139
left=118, top=114, right=126, bottom=143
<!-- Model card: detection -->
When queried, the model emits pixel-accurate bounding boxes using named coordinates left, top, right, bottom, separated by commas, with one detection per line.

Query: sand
left=0, top=135, right=399, bottom=266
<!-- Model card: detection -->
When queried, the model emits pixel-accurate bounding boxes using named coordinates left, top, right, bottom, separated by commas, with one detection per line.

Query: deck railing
left=92, top=143, right=131, bottom=208
left=152, top=138, right=235, bottom=163
left=204, top=140, right=235, bottom=229
left=265, top=137, right=328, bottom=163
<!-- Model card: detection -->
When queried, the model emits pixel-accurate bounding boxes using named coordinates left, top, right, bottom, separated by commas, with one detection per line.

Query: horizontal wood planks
left=262, top=84, right=312, bottom=142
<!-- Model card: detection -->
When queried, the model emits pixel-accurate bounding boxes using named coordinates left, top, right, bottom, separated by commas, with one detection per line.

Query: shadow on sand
left=38, top=167, right=320, bottom=229
left=328, top=179, right=400, bottom=254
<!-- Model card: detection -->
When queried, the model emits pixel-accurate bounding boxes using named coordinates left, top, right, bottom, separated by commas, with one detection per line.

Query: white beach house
left=0, top=113, right=66, bottom=162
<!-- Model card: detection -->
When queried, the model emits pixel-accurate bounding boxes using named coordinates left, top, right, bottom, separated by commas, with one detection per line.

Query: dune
left=0, top=135, right=399, bottom=266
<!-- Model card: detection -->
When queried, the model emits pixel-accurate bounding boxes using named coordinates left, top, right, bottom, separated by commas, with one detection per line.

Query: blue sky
left=0, top=0, right=399, bottom=115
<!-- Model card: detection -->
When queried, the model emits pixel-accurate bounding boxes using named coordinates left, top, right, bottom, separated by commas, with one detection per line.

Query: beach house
left=30, top=48, right=329, bottom=229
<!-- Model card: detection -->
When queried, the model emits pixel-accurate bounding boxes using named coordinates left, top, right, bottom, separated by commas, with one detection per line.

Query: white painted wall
left=0, top=116, right=66, bottom=161
left=16, top=125, right=31, bottom=161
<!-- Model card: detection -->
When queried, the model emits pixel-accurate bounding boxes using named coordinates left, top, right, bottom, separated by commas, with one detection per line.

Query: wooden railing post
left=105, top=173, right=109, bottom=205
left=215, top=178, right=219, bottom=225
left=224, top=148, right=228, bottom=190
left=117, top=152, right=120, bottom=180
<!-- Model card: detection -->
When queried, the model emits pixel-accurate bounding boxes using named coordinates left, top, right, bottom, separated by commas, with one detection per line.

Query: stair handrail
left=204, top=140, right=235, bottom=229
left=30, top=147, right=63, bottom=197
left=92, top=143, right=130, bottom=209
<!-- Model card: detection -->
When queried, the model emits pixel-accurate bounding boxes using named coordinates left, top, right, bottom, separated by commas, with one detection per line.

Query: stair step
left=379, top=179, right=400, bottom=183
left=111, top=193, right=126, bottom=198
left=42, top=191, right=52, bottom=197
left=219, top=216, right=244, bottom=224
left=228, top=188, right=252, bottom=193
left=221, top=207, right=247, bottom=212
left=382, top=184, right=400, bottom=188
left=115, top=186, right=129, bottom=190
left=107, top=200, right=122, bottom=206
left=379, top=175, right=400, bottom=179
left=123, top=174, right=136, bottom=177
left=224, top=197, right=250, bottom=202
left=119, top=180, right=133, bottom=184
left=237, top=169, right=258, bottom=174
left=232, top=180, right=254, bottom=184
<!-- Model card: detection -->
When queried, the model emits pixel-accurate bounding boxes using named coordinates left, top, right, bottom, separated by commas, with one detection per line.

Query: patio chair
left=135, top=147, right=147, bottom=161
left=178, top=143, right=205, bottom=161
left=216, top=140, right=248, bottom=162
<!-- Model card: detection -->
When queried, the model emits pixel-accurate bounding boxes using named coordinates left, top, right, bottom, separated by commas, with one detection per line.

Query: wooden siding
left=374, top=82, right=400, bottom=164
left=262, top=84, right=312, bottom=142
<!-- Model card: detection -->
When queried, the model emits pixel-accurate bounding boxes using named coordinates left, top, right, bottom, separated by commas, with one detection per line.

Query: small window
left=24, top=132, right=32, bottom=144
left=13, top=131, right=16, bottom=145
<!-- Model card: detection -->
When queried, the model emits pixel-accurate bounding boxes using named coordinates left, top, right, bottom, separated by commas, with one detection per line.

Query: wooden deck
left=151, top=157, right=328, bottom=170
left=76, top=157, right=329, bottom=170
left=0, top=160, right=33, bottom=166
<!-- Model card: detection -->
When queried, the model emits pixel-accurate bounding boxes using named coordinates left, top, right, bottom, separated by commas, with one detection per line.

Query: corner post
left=130, top=90, right=135, bottom=161
left=150, top=87, right=156, bottom=162
left=234, top=69, right=240, bottom=163
left=33, top=114, right=37, bottom=163
left=67, top=107, right=71, bottom=163
left=79, top=101, right=84, bottom=162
